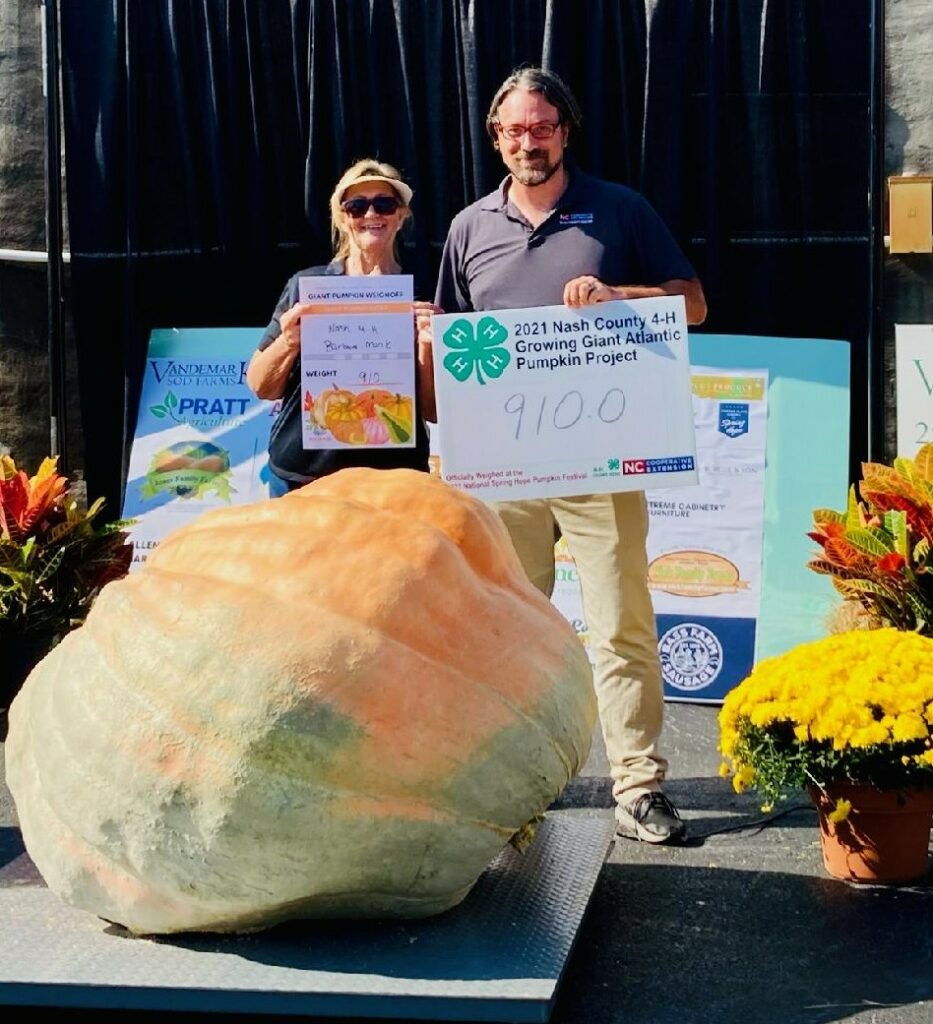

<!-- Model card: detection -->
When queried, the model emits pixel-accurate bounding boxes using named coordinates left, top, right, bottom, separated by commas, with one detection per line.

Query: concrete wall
left=0, top=0, right=79, bottom=474
left=0, top=0, right=48, bottom=466
left=884, top=0, right=933, bottom=456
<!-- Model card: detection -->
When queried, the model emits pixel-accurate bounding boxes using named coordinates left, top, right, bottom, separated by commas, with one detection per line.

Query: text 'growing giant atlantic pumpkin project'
left=5, top=468, right=597, bottom=935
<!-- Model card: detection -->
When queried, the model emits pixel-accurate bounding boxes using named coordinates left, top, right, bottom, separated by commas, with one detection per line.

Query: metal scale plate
left=0, top=813, right=614, bottom=1022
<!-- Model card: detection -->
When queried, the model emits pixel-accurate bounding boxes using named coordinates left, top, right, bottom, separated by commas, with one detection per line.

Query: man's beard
left=511, top=149, right=563, bottom=186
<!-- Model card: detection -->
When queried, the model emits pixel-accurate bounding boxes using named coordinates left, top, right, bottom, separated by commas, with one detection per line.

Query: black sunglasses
left=341, top=195, right=402, bottom=218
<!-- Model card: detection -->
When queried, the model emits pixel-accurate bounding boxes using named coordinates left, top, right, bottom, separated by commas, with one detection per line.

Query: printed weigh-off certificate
left=298, top=275, right=416, bottom=449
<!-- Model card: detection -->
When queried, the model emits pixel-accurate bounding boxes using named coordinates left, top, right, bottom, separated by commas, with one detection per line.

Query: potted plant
left=0, top=455, right=133, bottom=721
left=719, top=444, right=933, bottom=883
left=719, top=627, right=933, bottom=883
left=807, top=443, right=933, bottom=634
left=719, top=445, right=933, bottom=884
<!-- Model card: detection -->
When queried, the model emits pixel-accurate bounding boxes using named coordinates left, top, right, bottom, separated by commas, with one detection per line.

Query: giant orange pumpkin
left=5, top=469, right=596, bottom=935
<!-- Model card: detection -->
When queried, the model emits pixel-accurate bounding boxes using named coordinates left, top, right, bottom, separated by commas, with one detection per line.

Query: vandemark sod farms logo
left=442, top=317, right=511, bottom=384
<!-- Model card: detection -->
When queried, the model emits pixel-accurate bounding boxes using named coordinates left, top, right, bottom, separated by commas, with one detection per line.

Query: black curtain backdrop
left=59, top=0, right=872, bottom=513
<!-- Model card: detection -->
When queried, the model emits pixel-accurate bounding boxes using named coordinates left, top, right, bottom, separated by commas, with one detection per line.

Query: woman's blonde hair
left=329, top=158, right=412, bottom=262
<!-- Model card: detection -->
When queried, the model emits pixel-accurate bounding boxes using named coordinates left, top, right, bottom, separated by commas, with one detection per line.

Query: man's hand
left=563, top=276, right=708, bottom=324
left=563, top=276, right=615, bottom=307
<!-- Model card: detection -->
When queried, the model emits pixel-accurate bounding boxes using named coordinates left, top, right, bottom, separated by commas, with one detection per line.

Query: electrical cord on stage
left=687, top=802, right=815, bottom=845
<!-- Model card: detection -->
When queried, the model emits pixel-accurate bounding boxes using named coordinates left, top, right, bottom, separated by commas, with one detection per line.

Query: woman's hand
left=278, top=301, right=316, bottom=352
left=414, top=302, right=441, bottom=423
left=246, top=302, right=315, bottom=400
left=413, top=301, right=442, bottom=347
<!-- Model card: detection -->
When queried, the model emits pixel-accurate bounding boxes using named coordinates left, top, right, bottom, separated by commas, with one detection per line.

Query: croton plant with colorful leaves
left=808, top=444, right=933, bottom=634
left=0, top=455, right=132, bottom=665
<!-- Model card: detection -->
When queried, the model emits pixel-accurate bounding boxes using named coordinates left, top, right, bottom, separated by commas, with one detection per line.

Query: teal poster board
left=689, top=334, right=851, bottom=662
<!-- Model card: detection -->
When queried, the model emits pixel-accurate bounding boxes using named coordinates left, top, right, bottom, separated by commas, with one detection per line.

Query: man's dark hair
left=485, top=66, right=583, bottom=144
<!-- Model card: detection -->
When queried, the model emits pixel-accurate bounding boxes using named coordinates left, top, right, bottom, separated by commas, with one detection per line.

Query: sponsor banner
left=656, top=615, right=757, bottom=703
left=123, top=328, right=275, bottom=570
left=894, top=324, right=933, bottom=457
left=550, top=367, right=768, bottom=703
left=432, top=296, right=698, bottom=500
left=297, top=274, right=416, bottom=450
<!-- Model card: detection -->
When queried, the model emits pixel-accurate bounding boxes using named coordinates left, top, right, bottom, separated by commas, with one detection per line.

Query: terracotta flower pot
left=810, top=783, right=933, bottom=885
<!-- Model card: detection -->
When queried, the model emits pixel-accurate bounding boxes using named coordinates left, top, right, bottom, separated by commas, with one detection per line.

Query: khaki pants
left=492, top=492, right=667, bottom=813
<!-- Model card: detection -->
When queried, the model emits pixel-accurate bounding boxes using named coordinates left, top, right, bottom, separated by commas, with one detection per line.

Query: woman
left=247, top=159, right=437, bottom=496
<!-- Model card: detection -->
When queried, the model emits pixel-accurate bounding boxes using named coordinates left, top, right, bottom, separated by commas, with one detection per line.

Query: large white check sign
left=433, top=296, right=698, bottom=500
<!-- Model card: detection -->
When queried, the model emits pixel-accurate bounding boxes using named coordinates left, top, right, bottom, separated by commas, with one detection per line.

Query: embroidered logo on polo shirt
left=559, top=212, right=595, bottom=225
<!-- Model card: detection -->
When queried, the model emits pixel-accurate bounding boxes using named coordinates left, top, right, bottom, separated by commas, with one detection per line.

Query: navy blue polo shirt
left=435, top=167, right=696, bottom=313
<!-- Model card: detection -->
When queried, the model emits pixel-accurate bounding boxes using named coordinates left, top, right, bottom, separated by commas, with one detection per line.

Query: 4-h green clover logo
left=442, top=316, right=510, bottom=385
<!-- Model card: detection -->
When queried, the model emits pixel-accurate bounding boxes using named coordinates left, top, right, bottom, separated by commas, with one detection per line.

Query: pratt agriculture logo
left=658, top=623, right=723, bottom=692
left=148, top=388, right=250, bottom=429
left=442, top=317, right=511, bottom=384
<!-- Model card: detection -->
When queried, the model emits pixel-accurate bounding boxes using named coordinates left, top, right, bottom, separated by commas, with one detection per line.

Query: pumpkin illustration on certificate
left=298, top=275, right=416, bottom=449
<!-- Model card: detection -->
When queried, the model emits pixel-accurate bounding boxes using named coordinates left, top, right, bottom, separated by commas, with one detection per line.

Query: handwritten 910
left=504, top=387, right=625, bottom=441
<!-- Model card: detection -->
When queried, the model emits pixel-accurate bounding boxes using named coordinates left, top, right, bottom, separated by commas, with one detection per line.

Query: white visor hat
left=339, top=174, right=413, bottom=207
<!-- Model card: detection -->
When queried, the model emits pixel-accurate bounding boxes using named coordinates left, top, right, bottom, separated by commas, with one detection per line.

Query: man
left=435, top=66, right=707, bottom=844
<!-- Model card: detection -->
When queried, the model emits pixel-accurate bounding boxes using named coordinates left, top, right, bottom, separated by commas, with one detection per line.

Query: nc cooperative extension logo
left=622, top=455, right=695, bottom=475
left=658, top=623, right=723, bottom=692
left=442, top=317, right=510, bottom=385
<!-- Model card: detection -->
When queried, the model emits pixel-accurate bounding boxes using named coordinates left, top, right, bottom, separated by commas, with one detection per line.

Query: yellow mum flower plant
left=719, top=629, right=933, bottom=809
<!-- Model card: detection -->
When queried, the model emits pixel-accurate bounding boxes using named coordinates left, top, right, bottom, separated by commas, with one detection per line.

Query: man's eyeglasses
left=494, top=122, right=561, bottom=141
left=341, top=195, right=402, bottom=218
